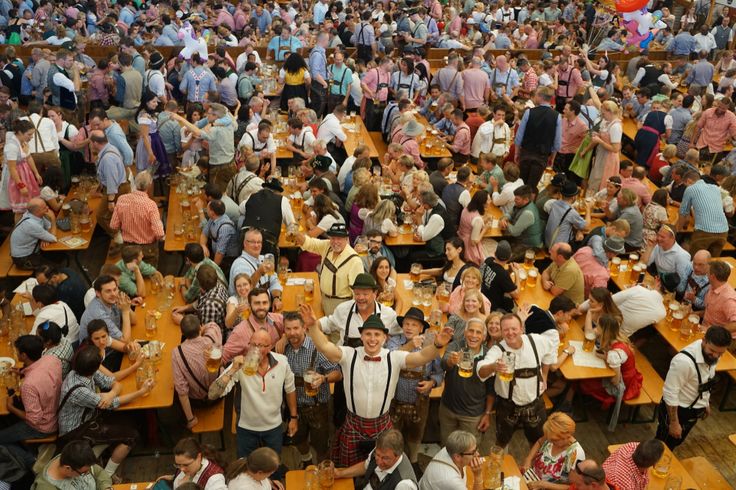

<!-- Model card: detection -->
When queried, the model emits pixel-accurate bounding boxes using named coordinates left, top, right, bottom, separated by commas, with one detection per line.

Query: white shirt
left=662, top=339, right=715, bottom=409
left=492, top=179, right=524, bottom=215
left=418, top=212, right=444, bottom=241
left=418, top=447, right=466, bottom=490
left=580, top=285, right=666, bottom=337
left=287, top=126, right=316, bottom=154
left=477, top=334, right=555, bottom=405
left=337, top=155, right=356, bottom=188
left=173, top=458, right=227, bottom=490
left=363, top=451, right=418, bottom=490
left=20, top=114, right=59, bottom=153
left=238, top=129, right=276, bottom=156
left=320, top=300, right=400, bottom=343
left=83, top=288, right=95, bottom=307
left=228, top=473, right=271, bottom=489
left=145, top=69, right=166, bottom=98
left=472, top=121, right=511, bottom=158
left=236, top=51, right=263, bottom=72
left=631, top=67, right=678, bottom=90
left=694, top=32, right=717, bottom=53
left=32, top=302, right=80, bottom=343
left=338, top=346, right=409, bottom=418
left=52, top=71, right=77, bottom=104
left=316, top=113, right=348, bottom=144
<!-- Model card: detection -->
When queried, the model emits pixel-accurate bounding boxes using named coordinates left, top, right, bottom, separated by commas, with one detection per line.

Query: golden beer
left=243, top=364, right=257, bottom=376
left=206, top=348, right=222, bottom=373
left=145, top=314, right=157, bottom=340
left=671, top=311, right=684, bottom=331
left=458, top=362, right=473, bottom=378
left=80, top=217, right=91, bottom=232
left=610, top=257, right=621, bottom=277
left=304, top=369, right=318, bottom=396
left=524, top=249, right=535, bottom=269
left=498, top=371, right=514, bottom=382
left=527, top=269, right=538, bottom=287
left=583, top=333, right=596, bottom=352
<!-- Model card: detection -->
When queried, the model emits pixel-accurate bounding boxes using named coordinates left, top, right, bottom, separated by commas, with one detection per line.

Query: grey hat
left=603, top=236, right=625, bottom=255
left=403, top=119, right=425, bottom=137
left=496, top=240, right=512, bottom=261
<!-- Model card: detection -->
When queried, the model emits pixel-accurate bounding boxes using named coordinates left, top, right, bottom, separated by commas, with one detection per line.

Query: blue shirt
left=284, top=336, right=339, bottom=406
left=79, top=297, right=123, bottom=341
left=680, top=179, right=729, bottom=233
left=162, top=24, right=181, bottom=45
left=154, top=35, right=175, bottom=47
left=386, top=334, right=444, bottom=404
left=10, top=212, right=55, bottom=257
left=119, top=6, right=136, bottom=27
left=202, top=214, right=240, bottom=258
left=267, top=35, right=302, bottom=61
left=308, top=46, right=328, bottom=82
left=685, top=61, right=715, bottom=87
left=96, top=144, right=127, bottom=194
left=252, top=10, right=272, bottom=35
left=488, top=68, right=520, bottom=98
left=669, top=32, right=698, bottom=56
left=228, top=252, right=283, bottom=296
left=105, top=123, right=134, bottom=167
left=514, top=104, right=562, bottom=154
left=180, top=67, right=217, bottom=103
left=544, top=200, right=586, bottom=248
left=313, top=1, right=328, bottom=24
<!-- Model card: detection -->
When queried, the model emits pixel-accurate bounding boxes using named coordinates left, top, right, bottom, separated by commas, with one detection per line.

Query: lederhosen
left=229, top=172, right=257, bottom=203
left=293, top=348, right=326, bottom=423
left=243, top=132, right=270, bottom=174
left=276, top=37, right=294, bottom=61
left=332, top=349, right=394, bottom=467
left=656, top=351, right=716, bottom=448
left=390, top=365, right=429, bottom=424
left=491, top=69, right=513, bottom=101
left=327, top=64, right=349, bottom=114
left=287, top=129, right=311, bottom=169
left=356, top=23, right=373, bottom=62
left=365, top=69, right=389, bottom=131
left=555, top=68, right=574, bottom=112
left=396, top=72, right=417, bottom=101
left=494, top=335, right=547, bottom=446
left=488, top=124, right=508, bottom=157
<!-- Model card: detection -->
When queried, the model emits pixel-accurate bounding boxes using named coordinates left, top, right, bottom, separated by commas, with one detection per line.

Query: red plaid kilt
left=332, top=411, right=393, bottom=467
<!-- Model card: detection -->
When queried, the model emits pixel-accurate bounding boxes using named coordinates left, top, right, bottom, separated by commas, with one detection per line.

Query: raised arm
left=300, top=303, right=342, bottom=363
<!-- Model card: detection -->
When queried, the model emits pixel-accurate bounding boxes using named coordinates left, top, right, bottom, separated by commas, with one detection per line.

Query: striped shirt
left=58, top=370, right=118, bottom=435
left=680, top=180, right=729, bottom=233
left=172, top=323, right=222, bottom=400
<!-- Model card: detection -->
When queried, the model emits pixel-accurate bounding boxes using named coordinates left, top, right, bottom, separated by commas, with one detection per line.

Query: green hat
left=358, top=314, right=389, bottom=333
left=351, top=273, right=379, bottom=290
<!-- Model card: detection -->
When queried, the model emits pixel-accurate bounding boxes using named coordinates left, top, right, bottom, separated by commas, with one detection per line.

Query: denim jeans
left=236, top=425, right=285, bottom=480
left=0, top=421, right=48, bottom=469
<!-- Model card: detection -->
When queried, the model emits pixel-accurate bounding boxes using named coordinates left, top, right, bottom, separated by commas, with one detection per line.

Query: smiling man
left=222, top=287, right=284, bottom=364
left=334, top=429, right=417, bottom=489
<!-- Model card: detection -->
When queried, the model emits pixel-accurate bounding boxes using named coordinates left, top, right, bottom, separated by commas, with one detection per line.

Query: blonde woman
left=586, top=100, right=622, bottom=192
left=446, top=288, right=487, bottom=342
left=363, top=199, right=398, bottom=236
left=519, top=412, right=585, bottom=488
left=445, top=267, right=492, bottom=315
left=345, top=166, right=371, bottom=210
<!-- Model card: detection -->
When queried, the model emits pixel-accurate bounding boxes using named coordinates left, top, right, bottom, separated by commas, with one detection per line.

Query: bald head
left=553, top=242, right=573, bottom=263
left=250, top=329, right=271, bottom=348
left=568, top=459, right=606, bottom=489
left=27, top=198, right=47, bottom=216
left=693, top=250, right=711, bottom=276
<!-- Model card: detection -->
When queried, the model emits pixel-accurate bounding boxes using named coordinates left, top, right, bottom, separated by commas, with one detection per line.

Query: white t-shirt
left=227, top=473, right=271, bottom=489
left=32, top=302, right=80, bottom=343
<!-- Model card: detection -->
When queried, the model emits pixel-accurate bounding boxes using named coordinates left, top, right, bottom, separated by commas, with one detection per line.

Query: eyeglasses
left=460, top=448, right=479, bottom=456
left=246, top=240, right=263, bottom=244
left=368, top=239, right=383, bottom=244
left=173, top=460, right=196, bottom=469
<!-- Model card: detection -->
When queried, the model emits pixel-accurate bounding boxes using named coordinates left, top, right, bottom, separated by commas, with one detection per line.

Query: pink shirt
left=462, top=68, right=491, bottom=110
left=222, top=313, right=284, bottom=363
left=452, top=123, right=472, bottom=156
left=446, top=285, right=492, bottom=315
left=21, top=355, right=62, bottom=433
left=362, top=67, right=390, bottom=102
left=621, top=177, right=652, bottom=207
left=216, top=10, right=236, bottom=30
left=560, top=116, right=588, bottom=154
left=704, top=282, right=736, bottom=335
left=234, top=9, right=248, bottom=32
left=573, top=247, right=610, bottom=298
left=522, top=69, right=538, bottom=94
left=556, top=67, right=584, bottom=100
left=696, top=107, right=736, bottom=152
left=401, top=138, right=424, bottom=168
left=172, top=323, right=222, bottom=399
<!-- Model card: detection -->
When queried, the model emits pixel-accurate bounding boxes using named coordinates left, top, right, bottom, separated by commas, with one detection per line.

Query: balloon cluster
left=615, top=0, right=663, bottom=49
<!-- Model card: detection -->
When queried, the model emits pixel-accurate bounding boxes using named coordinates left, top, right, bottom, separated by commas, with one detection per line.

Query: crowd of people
left=0, top=0, right=735, bottom=488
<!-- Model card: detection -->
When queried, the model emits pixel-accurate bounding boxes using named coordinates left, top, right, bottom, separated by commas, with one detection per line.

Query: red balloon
left=615, top=0, right=648, bottom=12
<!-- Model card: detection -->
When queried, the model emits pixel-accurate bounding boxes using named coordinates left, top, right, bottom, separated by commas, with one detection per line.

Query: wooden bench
left=368, top=132, right=388, bottom=160
left=718, top=370, right=736, bottom=411
left=623, top=349, right=664, bottom=423
left=0, top=236, right=13, bottom=278
left=680, top=456, right=731, bottom=489
left=191, top=399, right=225, bottom=450
left=723, top=241, right=736, bottom=253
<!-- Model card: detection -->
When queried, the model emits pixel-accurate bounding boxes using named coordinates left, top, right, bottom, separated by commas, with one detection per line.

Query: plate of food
left=0, top=357, right=16, bottom=372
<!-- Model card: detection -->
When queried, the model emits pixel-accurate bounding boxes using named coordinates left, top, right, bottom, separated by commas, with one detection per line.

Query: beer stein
left=206, top=347, right=222, bottom=373
left=318, top=460, right=335, bottom=490
left=243, top=348, right=261, bottom=376
left=499, top=352, right=515, bottom=382
left=458, top=350, right=474, bottom=378
left=303, top=368, right=319, bottom=397
left=583, top=330, right=596, bottom=352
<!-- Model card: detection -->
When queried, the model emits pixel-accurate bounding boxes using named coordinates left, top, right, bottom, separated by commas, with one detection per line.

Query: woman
left=446, top=267, right=492, bottom=315
left=585, top=56, right=615, bottom=95
left=370, top=256, right=402, bottom=312
left=424, top=238, right=472, bottom=291
left=578, top=315, right=643, bottom=430
left=591, top=176, right=621, bottom=219
left=2, top=118, right=41, bottom=219
left=633, top=100, right=667, bottom=168
left=278, top=53, right=311, bottom=112
left=520, top=412, right=585, bottom=487
left=225, top=273, right=252, bottom=330
left=158, top=438, right=227, bottom=489
left=446, top=288, right=487, bottom=342
left=226, top=447, right=283, bottom=489
left=86, top=320, right=143, bottom=379
left=641, top=189, right=670, bottom=249
left=363, top=199, right=398, bottom=236
left=136, top=90, right=171, bottom=178
left=648, top=144, right=678, bottom=186
left=182, top=103, right=205, bottom=169
left=345, top=166, right=371, bottom=211
left=485, top=312, right=503, bottom=348
left=48, top=106, right=80, bottom=190
left=39, top=166, right=65, bottom=214
left=38, top=321, right=74, bottom=378
left=349, top=182, right=379, bottom=243
left=583, top=287, right=623, bottom=331
left=586, top=100, right=622, bottom=192
left=307, top=193, right=345, bottom=237
left=680, top=5, right=697, bottom=30
left=458, top=190, right=489, bottom=266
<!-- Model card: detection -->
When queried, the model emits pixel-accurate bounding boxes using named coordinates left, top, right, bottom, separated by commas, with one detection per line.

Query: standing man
left=514, top=86, right=562, bottom=190
left=352, top=11, right=377, bottom=63
left=179, top=53, right=217, bottom=106
left=477, top=313, right=555, bottom=448
left=301, top=304, right=454, bottom=468
left=327, top=52, right=353, bottom=113
left=432, top=53, right=464, bottom=108
left=46, top=49, right=80, bottom=123
left=90, top=130, right=129, bottom=257
left=462, top=57, right=491, bottom=112
left=678, top=172, right=729, bottom=257
left=308, top=33, right=330, bottom=117
left=657, top=326, right=730, bottom=449
left=241, top=179, right=295, bottom=255
left=554, top=57, right=584, bottom=113
left=110, top=171, right=164, bottom=267
left=106, top=53, right=142, bottom=127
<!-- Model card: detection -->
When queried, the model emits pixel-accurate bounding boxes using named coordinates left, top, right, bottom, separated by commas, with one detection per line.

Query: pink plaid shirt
left=21, top=355, right=62, bottom=433
left=172, top=323, right=222, bottom=400
left=602, top=442, right=649, bottom=490
left=110, top=190, right=165, bottom=244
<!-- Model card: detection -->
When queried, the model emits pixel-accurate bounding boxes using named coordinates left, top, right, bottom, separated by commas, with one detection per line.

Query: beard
left=702, top=346, right=719, bottom=366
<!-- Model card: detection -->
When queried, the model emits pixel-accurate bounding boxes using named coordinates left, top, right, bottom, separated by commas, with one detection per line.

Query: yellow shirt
left=545, top=259, right=585, bottom=305
left=302, top=236, right=365, bottom=298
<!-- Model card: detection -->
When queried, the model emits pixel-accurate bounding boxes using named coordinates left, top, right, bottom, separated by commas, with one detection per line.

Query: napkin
left=404, top=280, right=414, bottom=289
left=568, top=340, right=608, bottom=369
left=13, top=278, right=38, bottom=294
left=59, top=236, right=88, bottom=248
left=504, top=476, right=521, bottom=490
left=286, top=278, right=306, bottom=286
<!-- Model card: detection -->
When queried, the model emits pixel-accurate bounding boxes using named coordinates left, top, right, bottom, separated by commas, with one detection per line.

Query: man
left=683, top=250, right=711, bottom=311
left=692, top=97, right=736, bottom=165
left=573, top=236, right=624, bottom=296
left=21, top=100, right=60, bottom=172
left=439, top=318, right=493, bottom=446
left=712, top=17, right=734, bottom=51
left=226, top=155, right=264, bottom=205
left=361, top=57, right=393, bottom=131
left=144, top=51, right=167, bottom=100
left=86, top=108, right=134, bottom=167
left=308, top=32, right=329, bottom=117
left=602, top=440, right=664, bottom=490
left=285, top=118, right=316, bottom=168
left=181, top=243, right=226, bottom=304
left=386, top=308, right=444, bottom=464
left=568, top=460, right=615, bottom=490
left=361, top=229, right=396, bottom=271
left=120, top=37, right=145, bottom=77
left=432, top=53, right=464, bottom=107
left=0, top=335, right=61, bottom=468
left=110, top=170, right=164, bottom=266
left=335, top=429, right=418, bottom=488
left=447, top=109, right=471, bottom=164
left=222, top=288, right=284, bottom=363
left=79, top=274, right=135, bottom=344
left=266, top=25, right=302, bottom=61
left=545, top=181, right=592, bottom=252
left=209, top=329, right=297, bottom=472
left=199, top=200, right=240, bottom=276
left=678, top=171, right=729, bottom=256
left=702, top=260, right=736, bottom=335
left=515, top=86, right=562, bottom=189
left=172, top=314, right=222, bottom=430
left=295, top=223, right=364, bottom=315
left=555, top=101, right=588, bottom=178
left=10, top=198, right=57, bottom=269
left=620, top=163, right=651, bottom=208
left=172, top=265, right=229, bottom=328
left=477, top=313, right=555, bottom=448
left=403, top=9, right=429, bottom=51
left=317, top=104, right=348, bottom=163
left=352, top=11, right=378, bottom=63
left=657, top=325, right=730, bottom=449
left=429, top=158, right=452, bottom=197
left=106, top=53, right=142, bottom=126
left=90, top=130, right=128, bottom=256
left=241, top=179, right=295, bottom=256
left=643, top=224, right=692, bottom=294
left=302, top=304, right=454, bottom=467
left=668, top=28, right=698, bottom=57
left=685, top=51, right=715, bottom=88
left=412, top=191, right=456, bottom=260
left=667, top=94, right=694, bottom=145
left=33, top=440, right=112, bottom=489
left=488, top=55, right=519, bottom=107
left=238, top=120, right=277, bottom=175
left=199, top=182, right=239, bottom=227
left=462, top=57, right=491, bottom=112
left=479, top=241, right=520, bottom=313
left=441, top=166, right=471, bottom=231
left=46, top=48, right=80, bottom=122
left=500, top=185, right=543, bottom=259
left=541, top=243, right=585, bottom=304
left=611, top=189, right=644, bottom=251
left=34, top=266, right=87, bottom=321
left=282, top=311, right=341, bottom=464
left=179, top=53, right=217, bottom=105
left=115, top=245, right=163, bottom=298
left=30, top=284, right=80, bottom=345
left=555, top=57, right=584, bottom=113
left=228, top=228, right=283, bottom=301
left=30, top=47, right=50, bottom=103
left=418, top=430, right=484, bottom=490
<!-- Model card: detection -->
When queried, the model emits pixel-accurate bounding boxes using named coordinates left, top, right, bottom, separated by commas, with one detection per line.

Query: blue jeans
left=236, top=425, right=285, bottom=480
left=0, top=421, right=48, bottom=469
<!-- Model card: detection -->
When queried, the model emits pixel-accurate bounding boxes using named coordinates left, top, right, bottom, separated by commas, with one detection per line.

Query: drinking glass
left=458, top=350, right=474, bottom=378
left=499, top=352, right=515, bottom=382
left=318, top=460, right=335, bottom=490
left=410, top=263, right=422, bottom=282
left=262, top=254, right=275, bottom=275
left=243, top=348, right=261, bottom=376
left=583, top=330, right=596, bottom=352
left=664, top=475, right=682, bottom=490
left=304, top=279, right=315, bottom=303
left=653, top=454, right=671, bottom=478
left=206, top=347, right=222, bottom=373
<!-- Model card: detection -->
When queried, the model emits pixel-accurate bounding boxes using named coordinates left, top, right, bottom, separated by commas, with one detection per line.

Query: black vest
left=47, top=64, right=77, bottom=110
left=521, top=106, right=557, bottom=156
left=243, top=189, right=283, bottom=243
left=426, top=203, right=455, bottom=256
left=441, top=182, right=465, bottom=231
left=355, top=453, right=417, bottom=490
left=640, top=65, right=663, bottom=95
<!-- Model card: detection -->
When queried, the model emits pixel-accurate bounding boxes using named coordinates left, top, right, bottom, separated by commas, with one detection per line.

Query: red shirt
left=110, top=190, right=165, bottom=244
left=466, top=113, right=486, bottom=142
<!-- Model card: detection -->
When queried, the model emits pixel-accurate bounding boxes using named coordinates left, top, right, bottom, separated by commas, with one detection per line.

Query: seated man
left=542, top=243, right=585, bottom=305
left=172, top=265, right=229, bottom=328
left=573, top=236, right=625, bottom=297
left=115, top=245, right=163, bottom=297
left=583, top=219, right=631, bottom=267
left=31, top=284, right=80, bottom=345
left=643, top=224, right=691, bottom=294
left=79, top=274, right=135, bottom=345
left=198, top=199, right=241, bottom=276
left=418, top=430, right=484, bottom=489
left=568, top=459, right=614, bottom=490
left=34, top=266, right=88, bottom=322
left=500, top=185, right=543, bottom=260
left=172, top=314, right=223, bottom=430
left=34, top=440, right=112, bottom=489
left=602, top=440, right=665, bottom=490
left=521, top=295, right=577, bottom=357
left=682, top=250, right=710, bottom=311
left=180, top=243, right=227, bottom=304
left=334, top=429, right=418, bottom=488
left=10, top=197, right=57, bottom=269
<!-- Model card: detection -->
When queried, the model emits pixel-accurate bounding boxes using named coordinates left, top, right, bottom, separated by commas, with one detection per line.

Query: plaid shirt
left=386, top=334, right=444, bottom=404
left=196, top=282, right=229, bottom=328
left=110, top=190, right=165, bottom=245
left=284, top=337, right=340, bottom=406
left=44, top=337, right=74, bottom=378
left=58, top=371, right=118, bottom=436
left=602, top=442, right=649, bottom=490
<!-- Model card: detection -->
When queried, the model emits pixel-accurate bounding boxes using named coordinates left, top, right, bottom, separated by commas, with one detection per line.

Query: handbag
left=568, top=132, right=594, bottom=180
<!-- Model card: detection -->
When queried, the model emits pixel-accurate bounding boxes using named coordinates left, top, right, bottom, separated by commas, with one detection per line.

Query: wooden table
left=164, top=187, right=202, bottom=253
left=415, top=114, right=452, bottom=159
left=653, top=320, right=736, bottom=372
left=285, top=470, right=355, bottom=489
left=282, top=272, right=324, bottom=318
left=612, top=256, right=736, bottom=292
left=385, top=227, right=426, bottom=247
left=465, top=454, right=528, bottom=490
left=394, top=273, right=440, bottom=316
left=607, top=444, right=700, bottom=490
left=113, top=484, right=153, bottom=490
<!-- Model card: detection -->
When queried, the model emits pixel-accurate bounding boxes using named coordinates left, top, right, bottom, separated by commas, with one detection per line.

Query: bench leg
left=627, top=404, right=657, bottom=424
left=719, top=375, right=736, bottom=412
